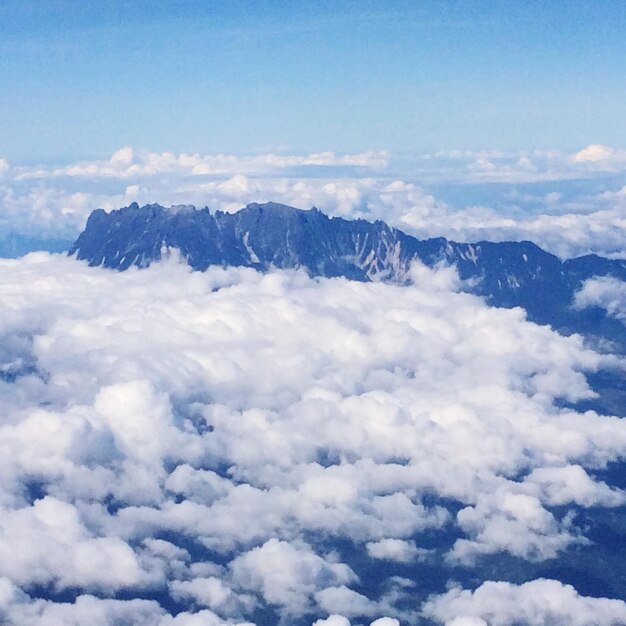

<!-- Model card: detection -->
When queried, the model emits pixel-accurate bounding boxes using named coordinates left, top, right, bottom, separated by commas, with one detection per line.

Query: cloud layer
left=1, top=253, right=625, bottom=623
left=1, top=145, right=626, bottom=259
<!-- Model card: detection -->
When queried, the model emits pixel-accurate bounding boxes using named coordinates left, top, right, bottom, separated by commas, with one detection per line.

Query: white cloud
left=0, top=253, right=625, bottom=622
left=315, top=586, right=378, bottom=618
left=450, top=491, right=581, bottom=565
left=230, top=539, right=356, bottom=612
left=311, top=618, right=399, bottom=626
left=0, top=497, right=150, bottom=591
left=2, top=145, right=626, bottom=259
left=365, top=539, right=427, bottom=563
left=423, top=579, right=626, bottom=626
left=110, top=146, right=135, bottom=167
left=575, top=276, right=626, bottom=323
left=425, top=145, right=626, bottom=181
left=169, top=577, right=256, bottom=617
left=0, top=577, right=166, bottom=626
left=93, top=379, right=185, bottom=469
left=573, top=144, right=614, bottom=163
left=524, top=464, right=625, bottom=507
left=312, top=616, right=351, bottom=626
left=571, top=144, right=626, bottom=167
left=444, top=619, right=487, bottom=626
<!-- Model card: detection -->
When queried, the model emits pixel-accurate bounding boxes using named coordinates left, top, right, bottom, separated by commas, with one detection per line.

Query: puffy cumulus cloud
left=312, top=616, right=352, bottom=626
left=423, top=145, right=626, bottom=181
left=575, top=276, right=626, bottom=323
left=442, top=620, right=487, bottom=626
left=159, top=611, right=256, bottom=626
left=423, top=579, right=626, bottom=626
left=0, top=581, right=165, bottom=626
left=0, top=254, right=626, bottom=622
left=389, top=201, right=626, bottom=261
left=110, top=146, right=135, bottom=167
left=450, top=492, right=581, bottom=565
left=573, top=144, right=616, bottom=163
left=0, top=496, right=150, bottom=591
left=169, top=576, right=257, bottom=618
left=0, top=148, right=387, bottom=239
left=0, top=181, right=140, bottom=238
left=365, top=539, right=427, bottom=563
left=496, top=208, right=626, bottom=260
left=314, top=584, right=412, bottom=623
left=311, top=617, right=398, bottom=626
left=314, top=586, right=378, bottom=618
left=523, top=464, right=625, bottom=507
left=571, top=144, right=626, bottom=169
left=0, top=576, right=257, bottom=626
left=230, top=539, right=355, bottom=613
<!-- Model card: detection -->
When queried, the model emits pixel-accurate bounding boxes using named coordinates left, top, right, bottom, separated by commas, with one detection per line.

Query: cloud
left=365, top=539, right=427, bottom=563
left=575, top=276, right=626, bottom=323
left=384, top=198, right=626, bottom=260
left=312, top=616, right=351, bottom=626
left=449, top=491, right=582, bottom=565
left=2, top=144, right=626, bottom=259
left=23, top=148, right=389, bottom=181
left=0, top=496, right=150, bottom=591
left=110, top=146, right=135, bottom=167
left=0, top=253, right=625, bottom=622
left=571, top=144, right=626, bottom=170
left=0, top=577, right=166, bottom=626
left=424, top=145, right=626, bottom=181
left=314, top=586, right=378, bottom=618
left=311, top=618, right=398, bottom=626
left=230, top=539, right=356, bottom=613
left=169, top=577, right=257, bottom=618
left=572, top=144, right=616, bottom=163
left=523, top=464, right=626, bottom=507
left=423, top=579, right=626, bottom=626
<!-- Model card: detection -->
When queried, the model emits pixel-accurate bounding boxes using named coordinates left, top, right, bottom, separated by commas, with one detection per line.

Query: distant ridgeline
left=0, top=233, right=72, bottom=258
left=70, top=202, right=626, bottom=352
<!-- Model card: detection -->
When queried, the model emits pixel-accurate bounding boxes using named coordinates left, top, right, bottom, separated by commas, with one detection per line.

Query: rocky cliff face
left=70, top=201, right=626, bottom=348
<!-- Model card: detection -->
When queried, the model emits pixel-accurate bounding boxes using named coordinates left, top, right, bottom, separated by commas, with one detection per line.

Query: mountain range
left=69, top=201, right=626, bottom=355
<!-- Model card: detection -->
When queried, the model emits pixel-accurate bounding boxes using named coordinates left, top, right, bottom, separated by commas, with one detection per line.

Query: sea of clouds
left=1, top=144, right=626, bottom=259
left=1, top=251, right=626, bottom=625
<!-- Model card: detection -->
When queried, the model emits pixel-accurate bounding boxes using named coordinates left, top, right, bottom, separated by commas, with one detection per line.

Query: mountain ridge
left=69, top=201, right=626, bottom=351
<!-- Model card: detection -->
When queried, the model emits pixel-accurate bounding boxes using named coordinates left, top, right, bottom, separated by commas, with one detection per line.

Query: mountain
left=69, top=202, right=626, bottom=353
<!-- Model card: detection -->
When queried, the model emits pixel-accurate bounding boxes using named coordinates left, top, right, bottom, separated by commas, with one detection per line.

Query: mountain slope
left=69, top=201, right=626, bottom=348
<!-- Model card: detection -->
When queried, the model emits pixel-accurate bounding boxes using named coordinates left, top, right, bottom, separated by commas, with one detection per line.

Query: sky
left=2, top=0, right=626, bottom=162
left=2, top=1, right=626, bottom=257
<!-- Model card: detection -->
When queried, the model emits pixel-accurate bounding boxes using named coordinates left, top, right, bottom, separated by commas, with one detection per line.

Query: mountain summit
left=70, top=201, right=626, bottom=346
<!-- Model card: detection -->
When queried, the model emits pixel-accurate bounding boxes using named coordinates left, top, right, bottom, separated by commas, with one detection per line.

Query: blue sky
left=2, top=0, right=626, bottom=162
